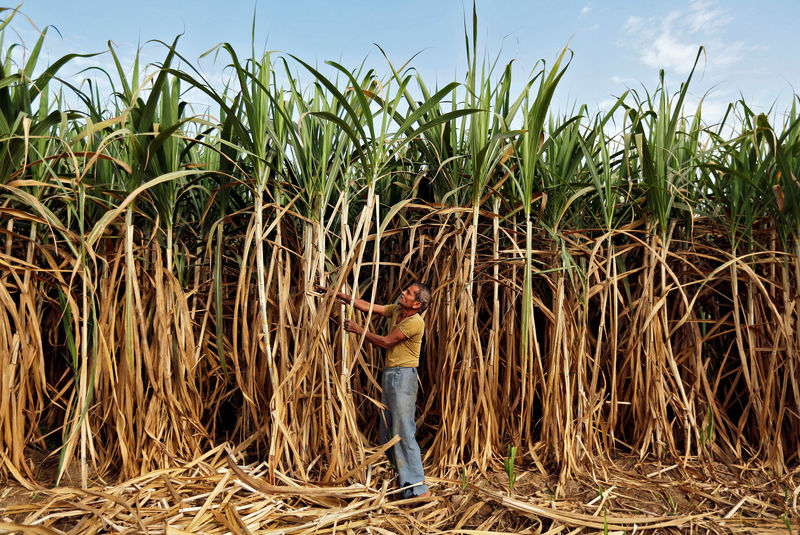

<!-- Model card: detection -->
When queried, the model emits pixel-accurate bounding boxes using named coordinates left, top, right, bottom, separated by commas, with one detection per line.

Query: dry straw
left=2, top=444, right=798, bottom=533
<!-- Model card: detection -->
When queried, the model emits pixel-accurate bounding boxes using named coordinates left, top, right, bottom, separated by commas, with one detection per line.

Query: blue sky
left=12, top=1, right=800, bottom=124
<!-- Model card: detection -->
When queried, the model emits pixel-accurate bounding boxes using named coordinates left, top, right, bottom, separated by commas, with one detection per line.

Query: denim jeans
left=379, top=366, right=429, bottom=498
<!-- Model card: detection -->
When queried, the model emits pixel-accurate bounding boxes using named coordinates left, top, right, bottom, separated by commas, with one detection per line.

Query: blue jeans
left=379, top=367, right=429, bottom=498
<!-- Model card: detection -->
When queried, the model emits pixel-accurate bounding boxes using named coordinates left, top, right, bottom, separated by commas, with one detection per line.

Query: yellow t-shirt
left=383, top=304, right=424, bottom=368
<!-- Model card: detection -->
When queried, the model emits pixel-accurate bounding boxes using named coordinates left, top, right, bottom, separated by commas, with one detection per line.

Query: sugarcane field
left=1, top=2, right=799, bottom=533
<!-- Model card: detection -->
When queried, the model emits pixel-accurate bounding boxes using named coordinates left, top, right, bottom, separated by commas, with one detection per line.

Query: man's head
left=400, top=282, right=431, bottom=313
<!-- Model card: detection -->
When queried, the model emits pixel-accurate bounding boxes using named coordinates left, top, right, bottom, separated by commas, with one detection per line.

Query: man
left=318, top=282, right=432, bottom=499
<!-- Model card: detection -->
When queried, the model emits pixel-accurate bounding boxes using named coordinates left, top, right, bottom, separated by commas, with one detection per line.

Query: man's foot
left=400, top=489, right=431, bottom=501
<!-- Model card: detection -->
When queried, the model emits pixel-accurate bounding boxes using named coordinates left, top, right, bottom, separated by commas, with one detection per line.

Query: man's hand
left=312, top=283, right=333, bottom=297
left=343, top=319, right=363, bottom=335
left=315, top=283, right=350, bottom=304
left=342, top=321, right=407, bottom=349
left=316, top=285, right=387, bottom=317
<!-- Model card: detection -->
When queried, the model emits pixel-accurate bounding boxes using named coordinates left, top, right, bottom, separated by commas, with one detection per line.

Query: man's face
left=399, top=285, right=420, bottom=310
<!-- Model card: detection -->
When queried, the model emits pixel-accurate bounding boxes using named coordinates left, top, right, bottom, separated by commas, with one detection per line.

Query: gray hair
left=411, top=282, right=432, bottom=313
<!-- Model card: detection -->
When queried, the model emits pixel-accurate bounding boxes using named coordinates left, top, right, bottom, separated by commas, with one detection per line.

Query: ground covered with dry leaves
left=1, top=444, right=798, bottom=534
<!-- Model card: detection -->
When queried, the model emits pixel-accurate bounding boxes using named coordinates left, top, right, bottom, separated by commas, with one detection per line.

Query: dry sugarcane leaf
left=0, top=523, right=59, bottom=535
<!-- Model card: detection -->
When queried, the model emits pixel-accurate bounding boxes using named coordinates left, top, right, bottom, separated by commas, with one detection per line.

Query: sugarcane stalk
left=254, top=187, right=280, bottom=482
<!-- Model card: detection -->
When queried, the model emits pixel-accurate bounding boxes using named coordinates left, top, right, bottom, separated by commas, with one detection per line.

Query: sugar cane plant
left=0, top=5, right=798, bottom=491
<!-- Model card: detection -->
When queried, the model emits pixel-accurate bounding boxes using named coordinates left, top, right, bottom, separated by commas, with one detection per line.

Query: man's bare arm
left=343, top=320, right=406, bottom=349
left=315, top=284, right=386, bottom=316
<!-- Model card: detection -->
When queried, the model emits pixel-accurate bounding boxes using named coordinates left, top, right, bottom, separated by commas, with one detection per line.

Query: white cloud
left=687, top=0, right=729, bottom=35
left=581, top=4, right=592, bottom=15
left=640, top=32, right=701, bottom=73
left=622, top=0, right=746, bottom=76
left=624, top=16, right=642, bottom=31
